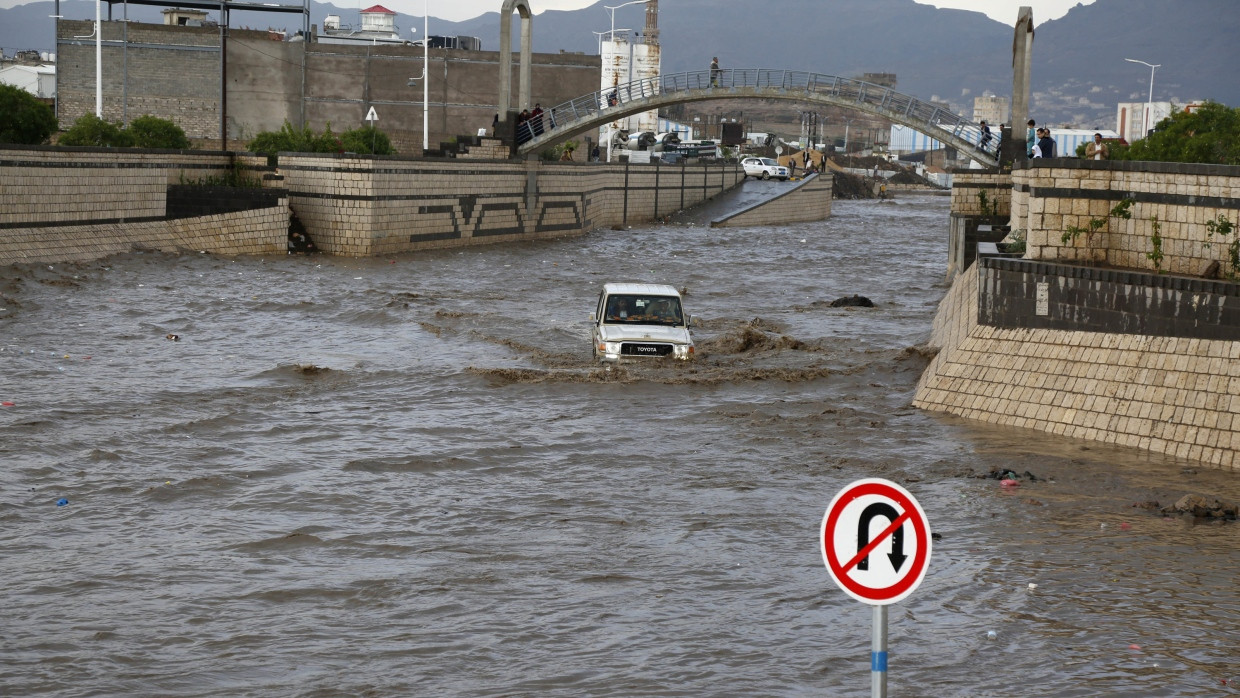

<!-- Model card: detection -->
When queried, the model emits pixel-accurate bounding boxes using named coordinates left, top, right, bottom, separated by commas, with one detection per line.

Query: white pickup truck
left=590, top=283, right=695, bottom=362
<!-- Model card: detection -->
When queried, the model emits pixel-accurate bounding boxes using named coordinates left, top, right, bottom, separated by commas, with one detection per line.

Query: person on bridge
left=710, top=57, right=721, bottom=87
left=1086, top=133, right=1109, bottom=160
left=1037, top=128, right=1057, bottom=158
left=530, top=104, right=545, bottom=136
left=979, top=120, right=992, bottom=150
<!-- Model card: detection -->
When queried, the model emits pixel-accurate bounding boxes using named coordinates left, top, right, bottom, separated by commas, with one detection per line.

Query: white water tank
left=324, top=15, right=340, bottom=30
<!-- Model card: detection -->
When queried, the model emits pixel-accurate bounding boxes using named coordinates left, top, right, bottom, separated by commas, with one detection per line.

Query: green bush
left=126, top=115, right=190, bottom=149
left=58, top=114, right=133, bottom=147
left=0, top=84, right=58, bottom=145
left=246, top=120, right=379, bottom=156
left=1115, top=101, right=1240, bottom=165
left=340, top=125, right=395, bottom=155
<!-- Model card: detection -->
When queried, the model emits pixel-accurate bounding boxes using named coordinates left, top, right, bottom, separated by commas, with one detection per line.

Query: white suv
left=590, top=283, right=695, bottom=362
left=741, top=157, right=789, bottom=180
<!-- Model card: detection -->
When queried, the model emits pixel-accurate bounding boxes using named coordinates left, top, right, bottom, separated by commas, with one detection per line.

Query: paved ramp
left=667, top=177, right=799, bottom=226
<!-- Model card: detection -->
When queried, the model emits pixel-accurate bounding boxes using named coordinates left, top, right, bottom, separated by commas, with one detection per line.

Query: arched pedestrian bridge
left=517, top=69, right=1000, bottom=166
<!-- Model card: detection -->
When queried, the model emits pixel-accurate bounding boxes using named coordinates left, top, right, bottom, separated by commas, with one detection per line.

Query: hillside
left=2, top=0, right=1236, bottom=127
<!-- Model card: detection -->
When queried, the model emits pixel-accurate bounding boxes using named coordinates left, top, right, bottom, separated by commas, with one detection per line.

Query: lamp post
left=1124, top=57, right=1160, bottom=138
left=409, top=0, right=429, bottom=152
left=422, top=0, right=428, bottom=151
left=603, top=0, right=646, bottom=44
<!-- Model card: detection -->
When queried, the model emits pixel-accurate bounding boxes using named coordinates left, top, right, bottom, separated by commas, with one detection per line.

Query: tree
left=0, top=83, right=57, bottom=145
left=1118, top=101, right=1240, bottom=165
left=126, top=115, right=190, bottom=149
left=58, top=114, right=133, bottom=147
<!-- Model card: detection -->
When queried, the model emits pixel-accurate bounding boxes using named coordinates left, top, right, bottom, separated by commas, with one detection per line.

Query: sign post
left=821, top=478, right=932, bottom=698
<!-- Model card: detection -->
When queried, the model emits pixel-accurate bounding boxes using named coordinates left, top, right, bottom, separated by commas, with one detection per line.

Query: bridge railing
left=517, top=69, right=1001, bottom=159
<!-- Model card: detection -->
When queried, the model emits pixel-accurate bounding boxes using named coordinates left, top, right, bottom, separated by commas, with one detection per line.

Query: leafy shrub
left=246, top=121, right=387, bottom=157
left=0, top=84, right=57, bottom=145
left=1115, top=101, right=1240, bottom=165
left=58, top=114, right=133, bottom=147
left=340, top=125, right=395, bottom=155
left=126, top=115, right=190, bottom=149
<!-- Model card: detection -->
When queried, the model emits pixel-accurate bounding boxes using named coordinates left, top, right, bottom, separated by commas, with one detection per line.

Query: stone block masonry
left=277, top=155, right=746, bottom=256
left=710, top=173, right=832, bottom=228
left=0, top=205, right=289, bottom=265
left=0, top=146, right=285, bottom=265
left=1012, top=159, right=1240, bottom=274
left=915, top=263, right=1240, bottom=471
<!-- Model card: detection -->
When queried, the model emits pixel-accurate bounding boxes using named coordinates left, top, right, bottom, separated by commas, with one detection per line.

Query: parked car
left=741, top=157, right=789, bottom=180
left=590, top=283, right=695, bottom=362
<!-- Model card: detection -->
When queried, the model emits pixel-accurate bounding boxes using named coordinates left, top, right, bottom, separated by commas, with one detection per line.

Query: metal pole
left=422, top=0, right=428, bottom=152
left=872, top=604, right=888, bottom=698
left=94, top=0, right=101, bottom=116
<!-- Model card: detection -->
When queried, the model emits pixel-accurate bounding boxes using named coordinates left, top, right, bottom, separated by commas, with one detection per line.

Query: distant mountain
left=2, top=0, right=1236, bottom=127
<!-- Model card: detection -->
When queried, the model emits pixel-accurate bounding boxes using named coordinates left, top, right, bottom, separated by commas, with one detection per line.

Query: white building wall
left=1116, top=101, right=1173, bottom=143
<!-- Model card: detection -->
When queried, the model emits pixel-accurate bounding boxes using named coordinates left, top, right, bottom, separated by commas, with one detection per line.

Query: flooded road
left=2, top=193, right=1238, bottom=696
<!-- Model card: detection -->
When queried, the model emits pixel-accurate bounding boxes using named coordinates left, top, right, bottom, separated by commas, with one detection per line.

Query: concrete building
left=1116, top=101, right=1173, bottom=143
left=318, top=5, right=405, bottom=45
left=0, top=64, right=56, bottom=98
left=972, top=94, right=1009, bottom=127
left=55, top=18, right=600, bottom=153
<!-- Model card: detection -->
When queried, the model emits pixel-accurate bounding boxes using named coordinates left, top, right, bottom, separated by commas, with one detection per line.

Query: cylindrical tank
left=600, top=37, right=631, bottom=135
left=630, top=42, right=661, bottom=135
left=624, top=132, right=657, bottom=151
left=651, top=132, right=680, bottom=152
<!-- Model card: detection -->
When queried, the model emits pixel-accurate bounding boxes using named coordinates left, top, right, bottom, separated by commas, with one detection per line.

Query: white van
left=590, top=283, right=695, bottom=362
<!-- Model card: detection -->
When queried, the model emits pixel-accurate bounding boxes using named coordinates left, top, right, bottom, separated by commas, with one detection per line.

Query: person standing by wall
left=1026, top=119, right=1037, bottom=158
left=1038, top=128, right=1057, bottom=159
left=710, top=57, right=721, bottom=87
left=1085, top=133, right=1109, bottom=160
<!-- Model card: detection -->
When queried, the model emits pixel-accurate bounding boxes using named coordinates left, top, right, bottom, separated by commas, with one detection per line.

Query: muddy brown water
left=2, top=193, right=1238, bottom=697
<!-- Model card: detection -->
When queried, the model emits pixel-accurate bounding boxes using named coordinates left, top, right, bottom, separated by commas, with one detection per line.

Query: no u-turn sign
left=820, top=478, right=932, bottom=605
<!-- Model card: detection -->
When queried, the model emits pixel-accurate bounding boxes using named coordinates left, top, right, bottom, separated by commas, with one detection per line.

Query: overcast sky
left=0, top=0, right=1095, bottom=25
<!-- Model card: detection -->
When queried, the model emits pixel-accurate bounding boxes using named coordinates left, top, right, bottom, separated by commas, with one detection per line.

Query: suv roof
left=602, top=283, right=680, bottom=297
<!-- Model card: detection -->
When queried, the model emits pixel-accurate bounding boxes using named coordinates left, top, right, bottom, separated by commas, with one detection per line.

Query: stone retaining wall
left=277, top=155, right=745, bottom=256
left=1013, top=159, right=1240, bottom=275
left=710, top=173, right=833, bottom=228
left=0, top=204, right=289, bottom=264
left=915, top=262, right=1240, bottom=470
left=947, top=170, right=1012, bottom=279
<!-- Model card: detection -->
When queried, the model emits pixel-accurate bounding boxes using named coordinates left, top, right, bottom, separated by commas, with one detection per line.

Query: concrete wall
left=56, top=20, right=601, bottom=152
left=278, top=154, right=745, bottom=256
left=1013, top=159, right=1240, bottom=275
left=0, top=207, right=289, bottom=265
left=914, top=262, right=1240, bottom=470
left=710, top=173, right=832, bottom=228
left=0, top=145, right=285, bottom=264
left=57, top=20, right=226, bottom=138
left=947, top=169, right=1012, bottom=279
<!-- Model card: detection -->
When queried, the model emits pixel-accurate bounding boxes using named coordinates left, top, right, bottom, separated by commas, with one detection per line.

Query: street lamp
left=602, top=0, right=645, bottom=45
left=1124, top=57, right=1160, bottom=138
left=408, top=0, right=429, bottom=151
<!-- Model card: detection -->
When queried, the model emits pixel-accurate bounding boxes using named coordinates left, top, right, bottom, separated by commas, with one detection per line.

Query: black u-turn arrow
left=857, top=502, right=908, bottom=572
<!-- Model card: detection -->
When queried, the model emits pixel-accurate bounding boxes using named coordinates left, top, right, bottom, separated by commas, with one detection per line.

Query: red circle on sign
left=820, top=479, right=931, bottom=605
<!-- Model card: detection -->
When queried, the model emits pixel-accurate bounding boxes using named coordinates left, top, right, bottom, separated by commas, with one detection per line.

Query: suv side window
left=596, top=291, right=606, bottom=322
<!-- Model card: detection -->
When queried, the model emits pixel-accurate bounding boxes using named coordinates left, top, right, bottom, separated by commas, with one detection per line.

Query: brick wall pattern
left=277, top=155, right=746, bottom=256
left=915, top=263, right=1240, bottom=470
left=1011, top=160, right=1240, bottom=275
